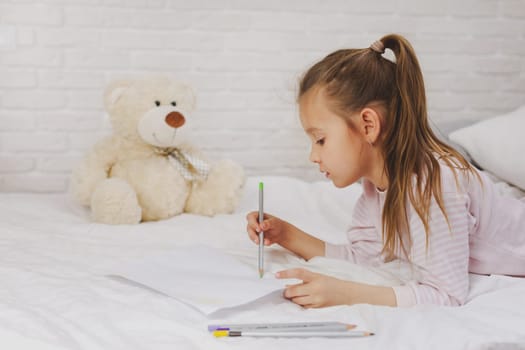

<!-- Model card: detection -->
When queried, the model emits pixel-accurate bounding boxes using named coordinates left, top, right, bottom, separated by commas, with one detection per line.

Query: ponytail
left=379, top=34, right=477, bottom=258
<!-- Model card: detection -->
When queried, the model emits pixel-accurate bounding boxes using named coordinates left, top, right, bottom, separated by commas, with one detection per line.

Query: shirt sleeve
left=325, top=192, right=384, bottom=266
left=393, top=188, right=471, bottom=307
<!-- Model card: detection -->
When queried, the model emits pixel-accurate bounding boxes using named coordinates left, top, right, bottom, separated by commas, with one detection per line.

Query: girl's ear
left=359, top=107, right=382, bottom=144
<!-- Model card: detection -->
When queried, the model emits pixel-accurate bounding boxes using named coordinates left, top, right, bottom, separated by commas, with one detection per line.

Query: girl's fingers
left=275, top=268, right=313, bottom=282
left=283, top=282, right=308, bottom=299
left=246, top=211, right=278, bottom=245
left=246, top=225, right=259, bottom=243
left=291, top=296, right=313, bottom=308
left=282, top=282, right=317, bottom=308
left=246, top=212, right=262, bottom=232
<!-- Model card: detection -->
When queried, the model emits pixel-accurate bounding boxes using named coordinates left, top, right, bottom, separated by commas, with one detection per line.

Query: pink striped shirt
left=325, top=164, right=525, bottom=307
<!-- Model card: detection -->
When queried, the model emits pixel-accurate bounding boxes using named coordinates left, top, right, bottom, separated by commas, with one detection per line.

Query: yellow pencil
left=213, top=330, right=374, bottom=338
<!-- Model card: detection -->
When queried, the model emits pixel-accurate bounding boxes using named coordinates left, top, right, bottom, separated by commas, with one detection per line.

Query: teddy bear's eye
left=155, top=100, right=161, bottom=107
left=171, top=101, right=177, bottom=107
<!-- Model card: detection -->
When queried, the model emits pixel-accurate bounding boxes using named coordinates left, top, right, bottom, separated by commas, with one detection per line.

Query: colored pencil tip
left=346, top=324, right=357, bottom=330
left=212, top=330, right=229, bottom=338
left=259, top=269, right=264, bottom=278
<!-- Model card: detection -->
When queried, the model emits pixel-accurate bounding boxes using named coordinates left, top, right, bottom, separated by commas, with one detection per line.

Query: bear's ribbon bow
left=159, top=148, right=211, bottom=182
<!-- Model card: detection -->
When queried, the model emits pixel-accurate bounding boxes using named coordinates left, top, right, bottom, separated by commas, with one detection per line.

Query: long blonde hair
left=298, top=34, right=478, bottom=258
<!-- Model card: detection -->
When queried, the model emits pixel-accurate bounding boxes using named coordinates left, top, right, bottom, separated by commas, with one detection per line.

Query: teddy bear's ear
left=104, top=79, right=134, bottom=111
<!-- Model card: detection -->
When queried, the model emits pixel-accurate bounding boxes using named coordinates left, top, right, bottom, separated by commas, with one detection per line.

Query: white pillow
left=449, top=105, right=525, bottom=190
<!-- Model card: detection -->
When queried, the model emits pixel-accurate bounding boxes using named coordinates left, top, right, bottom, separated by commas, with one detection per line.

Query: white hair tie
left=370, top=40, right=385, bottom=54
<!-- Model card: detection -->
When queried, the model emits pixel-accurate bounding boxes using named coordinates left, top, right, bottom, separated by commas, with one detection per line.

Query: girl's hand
left=246, top=211, right=289, bottom=246
left=276, top=268, right=351, bottom=308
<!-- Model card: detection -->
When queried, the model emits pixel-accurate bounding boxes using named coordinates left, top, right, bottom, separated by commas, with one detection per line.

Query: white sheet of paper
left=111, top=245, right=294, bottom=315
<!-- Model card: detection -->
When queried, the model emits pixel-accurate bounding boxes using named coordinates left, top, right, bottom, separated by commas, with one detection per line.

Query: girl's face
left=299, top=87, right=371, bottom=188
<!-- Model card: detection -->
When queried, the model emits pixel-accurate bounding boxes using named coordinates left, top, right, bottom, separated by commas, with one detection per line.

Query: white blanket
left=1, top=176, right=524, bottom=349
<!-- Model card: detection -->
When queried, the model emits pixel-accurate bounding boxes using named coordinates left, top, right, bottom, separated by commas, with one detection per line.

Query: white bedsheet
left=0, top=176, right=524, bottom=350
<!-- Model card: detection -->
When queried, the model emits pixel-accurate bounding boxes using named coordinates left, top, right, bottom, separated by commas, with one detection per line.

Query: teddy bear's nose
left=165, top=112, right=185, bottom=128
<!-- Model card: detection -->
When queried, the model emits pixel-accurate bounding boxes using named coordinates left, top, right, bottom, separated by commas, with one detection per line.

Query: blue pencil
left=208, top=321, right=355, bottom=332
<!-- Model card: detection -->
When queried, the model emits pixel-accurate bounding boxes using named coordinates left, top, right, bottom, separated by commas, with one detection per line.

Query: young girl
left=246, top=34, right=525, bottom=308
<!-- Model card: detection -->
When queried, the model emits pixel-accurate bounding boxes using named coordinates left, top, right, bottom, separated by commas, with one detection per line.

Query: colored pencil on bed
left=213, top=330, right=374, bottom=338
left=208, top=321, right=356, bottom=332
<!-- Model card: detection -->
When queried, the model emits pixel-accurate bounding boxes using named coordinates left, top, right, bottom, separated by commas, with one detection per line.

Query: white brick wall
left=0, top=0, right=524, bottom=192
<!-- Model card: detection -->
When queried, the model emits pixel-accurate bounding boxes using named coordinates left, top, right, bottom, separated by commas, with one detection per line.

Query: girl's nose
left=309, top=148, right=320, bottom=164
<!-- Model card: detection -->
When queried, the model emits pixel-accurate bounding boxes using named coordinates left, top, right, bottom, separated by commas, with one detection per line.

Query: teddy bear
left=70, top=76, right=245, bottom=224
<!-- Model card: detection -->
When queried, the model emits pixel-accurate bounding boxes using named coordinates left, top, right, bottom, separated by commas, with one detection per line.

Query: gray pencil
left=258, top=182, right=264, bottom=278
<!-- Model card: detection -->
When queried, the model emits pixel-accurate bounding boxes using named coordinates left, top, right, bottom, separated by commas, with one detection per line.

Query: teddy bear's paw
left=185, top=160, right=246, bottom=216
left=90, top=178, right=142, bottom=225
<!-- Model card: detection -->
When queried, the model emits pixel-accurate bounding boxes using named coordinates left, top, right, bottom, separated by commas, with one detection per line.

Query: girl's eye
left=316, top=138, right=325, bottom=146
left=171, top=101, right=177, bottom=106
left=155, top=100, right=161, bottom=107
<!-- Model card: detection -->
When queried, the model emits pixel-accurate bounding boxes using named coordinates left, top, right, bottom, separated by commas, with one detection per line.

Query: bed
left=1, top=174, right=525, bottom=350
